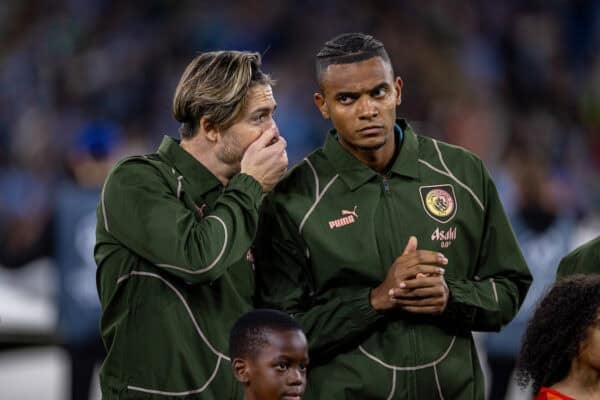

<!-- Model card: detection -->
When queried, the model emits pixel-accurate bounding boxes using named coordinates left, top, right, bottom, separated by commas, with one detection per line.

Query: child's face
left=247, top=329, right=309, bottom=400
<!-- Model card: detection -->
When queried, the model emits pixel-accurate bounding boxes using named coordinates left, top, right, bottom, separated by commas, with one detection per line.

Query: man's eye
left=338, top=95, right=354, bottom=105
left=372, top=87, right=387, bottom=98
left=253, top=114, right=266, bottom=122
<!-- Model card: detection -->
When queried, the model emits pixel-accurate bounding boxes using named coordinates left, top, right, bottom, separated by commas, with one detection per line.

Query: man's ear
left=394, top=77, right=403, bottom=106
left=232, top=358, right=250, bottom=384
left=200, top=116, right=219, bottom=143
left=314, top=92, right=330, bottom=120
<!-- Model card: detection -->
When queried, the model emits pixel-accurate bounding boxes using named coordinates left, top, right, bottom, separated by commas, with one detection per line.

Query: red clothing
left=534, top=387, right=575, bottom=400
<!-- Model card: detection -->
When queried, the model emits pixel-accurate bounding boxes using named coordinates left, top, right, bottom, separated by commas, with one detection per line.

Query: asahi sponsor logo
left=431, top=226, right=457, bottom=248
left=329, top=206, right=358, bottom=229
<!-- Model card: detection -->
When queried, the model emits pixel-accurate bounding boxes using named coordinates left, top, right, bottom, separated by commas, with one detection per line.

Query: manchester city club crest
left=419, top=184, right=457, bottom=223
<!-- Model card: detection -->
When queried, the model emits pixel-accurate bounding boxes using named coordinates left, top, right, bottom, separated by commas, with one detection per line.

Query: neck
left=552, top=361, right=600, bottom=400
left=339, top=133, right=396, bottom=173
left=180, top=137, right=234, bottom=186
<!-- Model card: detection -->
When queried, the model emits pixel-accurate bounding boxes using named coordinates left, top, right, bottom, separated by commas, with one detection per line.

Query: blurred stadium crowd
left=0, top=0, right=598, bottom=399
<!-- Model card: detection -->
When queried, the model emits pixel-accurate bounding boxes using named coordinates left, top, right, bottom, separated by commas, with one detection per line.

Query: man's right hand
left=241, top=128, right=288, bottom=192
left=369, top=236, right=448, bottom=312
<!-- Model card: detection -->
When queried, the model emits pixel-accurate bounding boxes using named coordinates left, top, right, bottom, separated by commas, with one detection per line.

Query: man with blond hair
left=95, top=51, right=287, bottom=399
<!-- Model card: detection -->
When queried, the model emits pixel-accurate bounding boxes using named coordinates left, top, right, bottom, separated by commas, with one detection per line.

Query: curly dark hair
left=516, top=274, right=600, bottom=394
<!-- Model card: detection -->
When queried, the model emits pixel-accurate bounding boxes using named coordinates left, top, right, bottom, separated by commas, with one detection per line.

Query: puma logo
left=329, top=206, right=358, bottom=229
left=341, top=205, right=358, bottom=218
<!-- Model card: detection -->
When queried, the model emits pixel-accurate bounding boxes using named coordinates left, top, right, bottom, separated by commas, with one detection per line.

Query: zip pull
left=382, top=177, right=390, bottom=192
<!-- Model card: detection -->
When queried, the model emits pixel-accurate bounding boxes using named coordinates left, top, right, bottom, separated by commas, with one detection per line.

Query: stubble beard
left=216, top=135, right=244, bottom=174
left=344, top=135, right=388, bottom=152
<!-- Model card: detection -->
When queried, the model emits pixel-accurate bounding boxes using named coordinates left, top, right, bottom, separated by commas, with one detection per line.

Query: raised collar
left=322, top=119, right=420, bottom=191
left=157, top=135, right=221, bottom=195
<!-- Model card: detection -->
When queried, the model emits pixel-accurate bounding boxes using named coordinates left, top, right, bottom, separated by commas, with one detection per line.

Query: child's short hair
left=229, top=309, right=304, bottom=360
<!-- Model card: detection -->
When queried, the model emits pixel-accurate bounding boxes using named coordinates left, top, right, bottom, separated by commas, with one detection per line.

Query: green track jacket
left=255, top=120, right=532, bottom=400
left=557, top=236, right=600, bottom=278
left=95, top=136, right=261, bottom=399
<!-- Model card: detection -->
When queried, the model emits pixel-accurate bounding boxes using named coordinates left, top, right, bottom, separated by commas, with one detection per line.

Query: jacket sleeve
left=443, top=163, right=532, bottom=332
left=99, top=158, right=263, bottom=284
left=254, top=194, right=384, bottom=362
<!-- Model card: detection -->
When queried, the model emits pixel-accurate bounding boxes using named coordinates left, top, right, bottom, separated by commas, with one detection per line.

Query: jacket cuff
left=441, top=278, right=477, bottom=331
left=228, top=173, right=264, bottom=199
left=350, top=287, right=385, bottom=329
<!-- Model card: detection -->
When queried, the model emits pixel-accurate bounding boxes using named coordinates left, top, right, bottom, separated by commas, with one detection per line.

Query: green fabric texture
left=95, top=136, right=262, bottom=399
left=556, top=236, right=600, bottom=278
left=254, top=119, right=531, bottom=400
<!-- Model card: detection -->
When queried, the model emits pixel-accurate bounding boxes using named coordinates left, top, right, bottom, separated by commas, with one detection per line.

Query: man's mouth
left=358, top=125, right=384, bottom=135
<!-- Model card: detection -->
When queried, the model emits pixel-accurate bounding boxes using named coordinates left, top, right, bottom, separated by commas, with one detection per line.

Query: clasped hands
left=370, top=236, right=449, bottom=315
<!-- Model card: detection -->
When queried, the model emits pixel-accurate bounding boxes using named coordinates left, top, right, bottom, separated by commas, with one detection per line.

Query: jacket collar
left=157, top=135, right=221, bottom=196
left=322, top=119, right=420, bottom=191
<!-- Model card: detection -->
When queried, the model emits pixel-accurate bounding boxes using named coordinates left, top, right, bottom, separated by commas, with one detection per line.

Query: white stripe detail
left=417, top=140, right=484, bottom=211
left=434, top=364, right=445, bottom=400
left=116, top=271, right=229, bottom=359
left=176, top=176, right=184, bottom=199
left=358, top=336, right=456, bottom=371
left=386, top=369, right=397, bottom=400
left=101, top=181, right=109, bottom=232
left=127, top=355, right=224, bottom=396
left=432, top=139, right=484, bottom=210
left=156, top=215, right=228, bottom=275
left=490, top=278, right=499, bottom=304
left=305, top=158, right=320, bottom=197
left=299, top=158, right=339, bottom=234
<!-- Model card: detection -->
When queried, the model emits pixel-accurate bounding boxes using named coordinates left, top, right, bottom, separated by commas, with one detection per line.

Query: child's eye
left=299, top=363, right=307, bottom=372
left=275, top=362, right=288, bottom=371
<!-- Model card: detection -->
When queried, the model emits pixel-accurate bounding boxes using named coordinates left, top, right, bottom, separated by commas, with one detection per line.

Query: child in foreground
left=230, top=309, right=309, bottom=400
left=516, top=274, right=600, bottom=400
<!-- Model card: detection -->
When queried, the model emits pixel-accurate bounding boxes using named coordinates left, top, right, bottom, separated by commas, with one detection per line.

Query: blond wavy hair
left=173, top=51, right=273, bottom=138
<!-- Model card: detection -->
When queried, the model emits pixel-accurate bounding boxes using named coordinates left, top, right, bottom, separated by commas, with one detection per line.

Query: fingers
left=389, top=283, right=446, bottom=299
left=392, top=255, right=446, bottom=282
left=389, top=284, right=449, bottom=315
left=251, top=127, right=280, bottom=149
left=402, top=236, right=418, bottom=255
left=393, top=250, right=447, bottom=270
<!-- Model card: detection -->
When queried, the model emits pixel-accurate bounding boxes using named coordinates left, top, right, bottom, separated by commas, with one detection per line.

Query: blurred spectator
left=484, top=144, right=577, bottom=399
left=55, top=121, right=121, bottom=400
left=0, top=120, right=122, bottom=400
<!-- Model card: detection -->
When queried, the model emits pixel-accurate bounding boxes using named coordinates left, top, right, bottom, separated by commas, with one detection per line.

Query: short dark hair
left=229, top=309, right=304, bottom=360
left=172, top=51, right=273, bottom=139
left=316, top=32, right=391, bottom=86
left=516, top=274, right=600, bottom=394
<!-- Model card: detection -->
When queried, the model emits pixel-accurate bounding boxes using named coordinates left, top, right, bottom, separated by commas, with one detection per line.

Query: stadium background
left=0, top=0, right=598, bottom=399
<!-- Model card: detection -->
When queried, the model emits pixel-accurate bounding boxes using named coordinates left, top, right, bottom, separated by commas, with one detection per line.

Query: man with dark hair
left=255, top=33, right=531, bottom=399
left=229, top=309, right=309, bottom=400
left=96, top=51, right=288, bottom=399
left=557, top=236, right=600, bottom=278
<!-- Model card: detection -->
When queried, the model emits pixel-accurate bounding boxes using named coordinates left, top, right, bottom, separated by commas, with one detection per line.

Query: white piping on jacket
left=418, top=140, right=484, bottom=211
left=298, top=158, right=339, bottom=234
left=156, top=215, right=228, bottom=275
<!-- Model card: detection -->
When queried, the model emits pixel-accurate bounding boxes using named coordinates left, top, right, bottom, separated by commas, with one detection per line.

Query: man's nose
left=266, top=119, right=280, bottom=138
left=357, top=96, right=378, bottom=119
